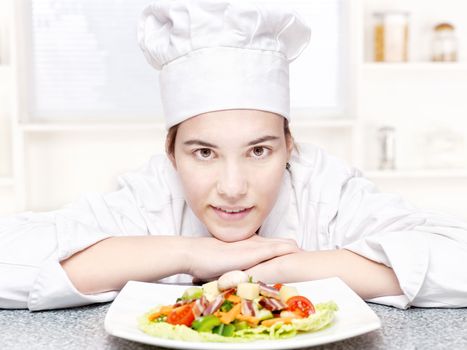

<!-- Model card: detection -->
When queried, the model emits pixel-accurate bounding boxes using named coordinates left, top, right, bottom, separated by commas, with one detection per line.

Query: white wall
left=1, top=0, right=467, bottom=221
left=24, top=128, right=165, bottom=211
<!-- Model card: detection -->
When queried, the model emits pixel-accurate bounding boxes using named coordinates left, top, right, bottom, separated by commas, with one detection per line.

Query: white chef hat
left=137, top=0, right=311, bottom=129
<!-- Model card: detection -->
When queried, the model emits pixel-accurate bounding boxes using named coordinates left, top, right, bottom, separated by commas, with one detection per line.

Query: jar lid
left=434, top=22, right=455, bottom=31
left=373, top=10, right=410, bottom=17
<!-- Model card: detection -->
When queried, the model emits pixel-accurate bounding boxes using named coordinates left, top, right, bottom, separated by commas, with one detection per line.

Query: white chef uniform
left=1, top=143, right=467, bottom=310
left=2, top=0, right=467, bottom=310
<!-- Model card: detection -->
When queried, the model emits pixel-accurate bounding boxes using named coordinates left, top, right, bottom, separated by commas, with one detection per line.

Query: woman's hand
left=62, top=235, right=299, bottom=295
left=185, top=235, right=300, bottom=282
left=244, top=249, right=404, bottom=300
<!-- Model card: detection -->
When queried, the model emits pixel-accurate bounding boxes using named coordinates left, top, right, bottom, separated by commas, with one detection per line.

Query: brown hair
left=165, top=117, right=295, bottom=157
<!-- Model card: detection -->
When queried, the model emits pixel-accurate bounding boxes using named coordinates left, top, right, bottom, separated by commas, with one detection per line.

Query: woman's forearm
left=61, top=236, right=190, bottom=294
left=60, top=235, right=300, bottom=295
left=246, top=249, right=403, bottom=300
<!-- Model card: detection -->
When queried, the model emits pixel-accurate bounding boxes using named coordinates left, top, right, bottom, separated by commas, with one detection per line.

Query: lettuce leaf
left=292, top=301, right=338, bottom=332
left=138, top=316, right=250, bottom=342
left=138, top=301, right=338, bottom=342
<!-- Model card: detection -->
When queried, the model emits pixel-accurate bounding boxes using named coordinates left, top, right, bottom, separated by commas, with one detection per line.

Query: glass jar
left=378, top=126, right=396, bottom=170
left=373, top=11, right=410, bottom=62
left=431, top=23, right=458, bottom=62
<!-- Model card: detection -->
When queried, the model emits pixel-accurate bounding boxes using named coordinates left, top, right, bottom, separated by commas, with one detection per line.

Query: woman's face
left=171, top=109, right=292, bottom=242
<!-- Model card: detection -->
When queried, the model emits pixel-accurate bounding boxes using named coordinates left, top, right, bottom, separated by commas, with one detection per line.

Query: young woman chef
left=1, top=0, right=466, bottom=311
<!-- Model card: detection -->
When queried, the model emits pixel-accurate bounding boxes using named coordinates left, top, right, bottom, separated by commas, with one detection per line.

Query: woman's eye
left=251, top=146, right=269, bottom=159
left=194, top=148, right=213, bottom=159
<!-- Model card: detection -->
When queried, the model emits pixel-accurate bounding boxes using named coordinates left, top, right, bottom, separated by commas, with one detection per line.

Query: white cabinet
left=0, top=0, right=12, bottom=181
left=0, top=66, right=13, bottom=180
left=0, top=0, right=25, bottom=215
left=353, top=0, right=467, bottom=219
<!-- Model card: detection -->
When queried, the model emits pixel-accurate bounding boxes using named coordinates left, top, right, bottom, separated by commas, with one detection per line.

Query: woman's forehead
left=179, top=109, right=284, bottom=134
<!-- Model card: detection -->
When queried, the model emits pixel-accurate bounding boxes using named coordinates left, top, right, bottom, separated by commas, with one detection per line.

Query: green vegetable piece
left=256, top=309, right=273, bottom=321
left=220, top=300, right=233, bottom=312
left=191, top=319, right=202, bottom=329
left=191, top=315, right=221, bottom=333
left=212, top=324, right=224, bottom=335
left=234, top=320, right=250, bottom=330
left=155, top=315, right=167, bottom=323
left=182, top=286, right=203, bottom=300
left=222, top=324, right=235, bottom=337
left=212, top=323, right=235, bottom=337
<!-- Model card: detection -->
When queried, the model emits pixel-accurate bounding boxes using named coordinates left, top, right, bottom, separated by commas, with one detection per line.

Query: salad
left=138, top=271, right=338, bottom=342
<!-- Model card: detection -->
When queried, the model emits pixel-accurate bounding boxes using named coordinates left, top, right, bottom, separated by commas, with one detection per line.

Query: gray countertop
left=1, top=303, right=466, bottom=350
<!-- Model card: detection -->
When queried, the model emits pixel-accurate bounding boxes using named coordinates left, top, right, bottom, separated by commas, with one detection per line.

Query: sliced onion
left=202, top=294, right=225, bottom=316
left=173, top=298, right=194, bottom=308
left=221, top=288, right=236, bottom=296
left=258, top=281, right=281, bottom=299
left=192, top=296, right=208, bottom=318
left=241, top=299, right=256, bottom=317
left=259, top=297, right=286, bottom=311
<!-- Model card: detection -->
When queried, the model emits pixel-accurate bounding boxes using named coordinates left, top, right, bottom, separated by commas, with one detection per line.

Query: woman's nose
left=216, top=161, right=248, bottom=199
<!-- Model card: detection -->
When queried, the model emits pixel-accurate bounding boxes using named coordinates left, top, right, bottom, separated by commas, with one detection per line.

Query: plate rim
left=104, top=277, right=381, bottom=349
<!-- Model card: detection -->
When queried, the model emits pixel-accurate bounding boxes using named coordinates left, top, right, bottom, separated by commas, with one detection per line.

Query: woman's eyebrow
left=183, top=135, right=279, bottom=148
left=183, top=140, right=218, bottom=148
left=246, top=135, right=280, bottom=146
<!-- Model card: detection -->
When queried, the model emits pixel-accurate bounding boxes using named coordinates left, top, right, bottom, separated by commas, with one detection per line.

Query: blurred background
left=1, top=0, right=467, bottom=219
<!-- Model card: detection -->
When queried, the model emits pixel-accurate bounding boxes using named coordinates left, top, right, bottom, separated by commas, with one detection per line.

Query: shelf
left=290, top=118, right=355, bottom=129
left=19, top=118, right=356, bottom=133
left=361, top=62, right=467, bottom=73
left=364, top=169, right=467, bottom=179
left=0, top=177, right=14, bottom=187
left=20, top=121, right=166, bottom=133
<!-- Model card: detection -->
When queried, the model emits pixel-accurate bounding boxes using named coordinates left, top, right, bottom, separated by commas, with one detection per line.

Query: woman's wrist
left=62, top=235, right=194, bottom=294
left=245, top=249, right=403, bottom=300
left=173, top=236, right=194, bottom=275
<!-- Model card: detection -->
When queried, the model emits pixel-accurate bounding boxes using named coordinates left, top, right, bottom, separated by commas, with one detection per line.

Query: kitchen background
left=1, top=0, right=467, bottom=220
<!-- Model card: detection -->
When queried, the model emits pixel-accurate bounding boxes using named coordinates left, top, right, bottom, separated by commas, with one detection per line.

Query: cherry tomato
left=166, top=304, right=195, bottom=326
left=273, top=283, right=283, bottom=290
left=286, top=296, right=315, bottom=317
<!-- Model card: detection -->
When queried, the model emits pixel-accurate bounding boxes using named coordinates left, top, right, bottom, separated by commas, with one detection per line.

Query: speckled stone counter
left=1, top=303, right=466, bottom=349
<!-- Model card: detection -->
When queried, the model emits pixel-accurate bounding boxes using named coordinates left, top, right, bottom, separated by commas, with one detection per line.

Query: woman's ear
left=286, top=134, right=294, bottom=161
left=168, top=152, right=177, bottom=170
left=165, top=125, right=179, bottom=169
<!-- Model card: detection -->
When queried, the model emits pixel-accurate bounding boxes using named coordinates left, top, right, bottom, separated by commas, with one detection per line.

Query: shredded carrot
left=235, top=314, right=260, bottom=326
left=148, top=305, right=173, bottom=321
left=261, top=317, right=293, bottom=327
left=220, top=303, right=241, bottom=324
left=226, top=294, right=241, bottom=304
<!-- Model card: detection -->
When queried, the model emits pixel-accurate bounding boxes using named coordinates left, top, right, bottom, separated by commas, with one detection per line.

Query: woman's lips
left=211, top=206, right=253, bottom=221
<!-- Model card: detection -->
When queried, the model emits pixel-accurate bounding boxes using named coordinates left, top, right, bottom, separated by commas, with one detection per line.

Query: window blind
left=29, top=0, right=344, bottom=121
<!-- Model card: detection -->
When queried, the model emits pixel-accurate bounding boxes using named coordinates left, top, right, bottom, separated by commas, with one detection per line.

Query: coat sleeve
left=327, top=173, right=467, bottom=309
left=0, top=156, right=171, bottom=311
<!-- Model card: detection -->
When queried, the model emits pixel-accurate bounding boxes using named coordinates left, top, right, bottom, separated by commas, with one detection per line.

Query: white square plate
left=104, top=277, right=381, bottom=349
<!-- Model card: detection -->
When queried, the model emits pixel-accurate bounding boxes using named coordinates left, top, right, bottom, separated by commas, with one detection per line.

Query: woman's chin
left=208, top=227, right=257, bottom=242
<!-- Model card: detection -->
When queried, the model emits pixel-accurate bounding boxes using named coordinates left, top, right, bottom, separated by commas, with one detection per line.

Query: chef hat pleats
left=138, top=0, right=311, bottom=129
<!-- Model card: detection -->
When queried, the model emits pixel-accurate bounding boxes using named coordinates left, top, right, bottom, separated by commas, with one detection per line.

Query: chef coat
left=1, top=143, right=466, bottom=310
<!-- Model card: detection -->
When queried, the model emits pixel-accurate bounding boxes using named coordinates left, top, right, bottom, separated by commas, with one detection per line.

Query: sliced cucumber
left=191, top=315, right=221, bottom=332
left=256, top=309, right=273, bottom=321
left=212, top=324, right=225, bottom=335
left=222, top=324, right=236, bottom=337
left=212, top=323, right=236, bottom=337
left=182, top=286, right=203, bottom=300
left=233, top=320, right=250, bottom=330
